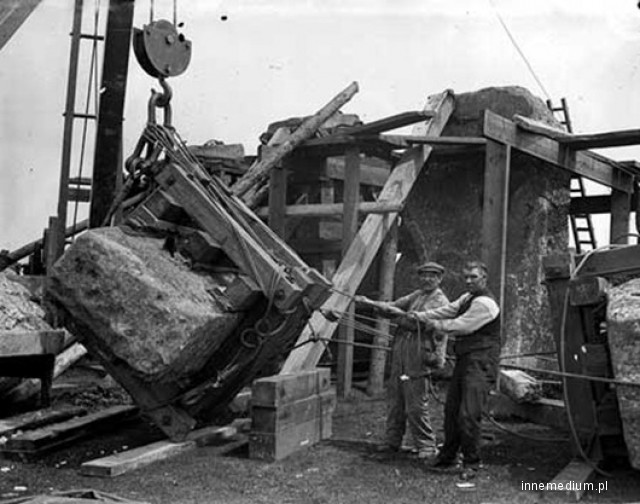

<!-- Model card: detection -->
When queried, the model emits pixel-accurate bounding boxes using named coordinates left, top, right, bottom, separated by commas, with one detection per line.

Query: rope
left=488, top=0, right=551, bottom=101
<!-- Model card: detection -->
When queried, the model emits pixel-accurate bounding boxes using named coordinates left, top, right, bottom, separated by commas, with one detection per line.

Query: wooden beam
left=570, top=195, right=614, bottom=215
left=0, top=330, right=65, bottom=356
left=1, top=405, right=138, bottom=459
left=256, top=201, right=402, bottom=219
left=281, top=90, right=455, bottom=373
left=89, top=0, right=134, bottom=228
left=610, top=190, right=632, bottom=244
left=232, top=81, right=359, bottom=198
left=484, top=111, right=634, bottom=193
left=324, top=157, right=390, bottom=187
left=0, top=0, right=42, bottom=51
left=337, top=147, right=360, bottom=398
left=80, top=420, right=248, bottom=477
left=0, top=406, right=87, bottom=439
left=367, top=221, right=397, bottom=396
left=267, top=164, right=287, bottom=238
left=482, top=140, right=511, bottom=312
left=337, top=110, right=434, bottom=136
left=576, top=245, right=640, bottom=278
left=559, top=129, right=640, bottom=150
left=380, top=134, right=487, bottom=146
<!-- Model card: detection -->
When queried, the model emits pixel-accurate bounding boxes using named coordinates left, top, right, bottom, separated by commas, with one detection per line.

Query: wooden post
left=367, top=219, right=397, bottom=396
left=337, top=147, right=360, bottom=398
left=610, top=189, right=631, bottom=244
left=45, top=216, right=61, bottom=276
left=89, top=0, right=134, bottom=228
left=482, top=139, right=511, bottom=311
left=268, top=162, right=288, bottom=238
left=319, top=161, right=338, bottom=279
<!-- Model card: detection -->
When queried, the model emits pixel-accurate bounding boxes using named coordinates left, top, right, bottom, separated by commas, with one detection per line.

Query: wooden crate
left=251, top=368, right=330, bottom=408
left=249, top=369, right=334, bottom=461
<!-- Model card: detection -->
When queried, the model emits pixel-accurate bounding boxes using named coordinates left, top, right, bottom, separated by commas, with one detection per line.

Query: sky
left=2, top=0, right=640, bottom=251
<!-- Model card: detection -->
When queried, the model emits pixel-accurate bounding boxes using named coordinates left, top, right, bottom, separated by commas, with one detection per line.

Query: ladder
left=547, top=98, right=597, bottom=253
left=55, top=0, right=105, bottom=253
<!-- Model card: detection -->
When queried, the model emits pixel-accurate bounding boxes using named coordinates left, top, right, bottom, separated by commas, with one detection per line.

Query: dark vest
left=453, top=289, right=501, bottom=356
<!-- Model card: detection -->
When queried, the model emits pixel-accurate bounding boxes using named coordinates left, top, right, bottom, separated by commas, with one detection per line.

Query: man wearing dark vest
left=397, top=260, right=500, bottom=479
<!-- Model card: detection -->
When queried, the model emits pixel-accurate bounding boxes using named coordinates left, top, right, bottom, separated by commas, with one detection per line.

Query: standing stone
left=394, top=86, right=569, bottom=369
left=607, top=278, right=640, bottom=470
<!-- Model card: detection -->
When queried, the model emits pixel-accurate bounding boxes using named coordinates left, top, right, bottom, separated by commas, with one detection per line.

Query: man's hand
left=396, top=312, right=436, bottom=331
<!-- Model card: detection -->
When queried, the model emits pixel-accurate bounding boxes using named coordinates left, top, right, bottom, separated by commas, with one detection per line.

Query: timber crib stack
left=249, top=368, right=335, bottom=461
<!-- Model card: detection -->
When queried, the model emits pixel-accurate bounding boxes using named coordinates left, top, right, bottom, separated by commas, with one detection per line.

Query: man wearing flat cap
left=355, top=260, right=449, bottom=459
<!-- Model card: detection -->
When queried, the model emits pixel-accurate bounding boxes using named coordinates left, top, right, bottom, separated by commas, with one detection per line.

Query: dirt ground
left=1, top=378, right=640, bottom=504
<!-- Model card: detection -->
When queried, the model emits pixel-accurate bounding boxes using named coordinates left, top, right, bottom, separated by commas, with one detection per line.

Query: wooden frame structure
left=267, top=98, right=639, bottom=398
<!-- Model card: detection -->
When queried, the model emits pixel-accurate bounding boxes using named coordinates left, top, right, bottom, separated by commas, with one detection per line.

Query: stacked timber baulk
left=397, top=86, right=570, bottom=371
left=0, top=271, right=79, bottom=407
left=607, top=278, right=640, bottom=470
left=249, top=368, right=335, bottom=461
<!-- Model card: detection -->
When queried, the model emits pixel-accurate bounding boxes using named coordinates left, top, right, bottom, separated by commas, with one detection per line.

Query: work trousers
left=385, top=334, right=436, bottom=452
left=439, top=347, right=499, bottom=465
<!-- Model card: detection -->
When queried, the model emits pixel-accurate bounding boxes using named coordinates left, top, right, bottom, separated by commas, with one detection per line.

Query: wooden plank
left=576, top=245, right=640, bottom=277
left=0, top=330, right=65, bottom=356
left=610, top=189, right=631, bottom=244
left=249, top=410, right=333, bottom=461
left=282, top=90, right=455, bottom=373
left=267, top=164, right=288, bottom=238
left=379, top=134, right=487, bottom=146
left=232, top=82, right=359, bottom=198
left=0, top=0, right=42, bottom=51
left=484, top=111, right=634, bottom=193
left=324, top=157, right=390, bottom=187
left=251, top=368, right=331, bottom=408
left=2, top=405, right=137, bottom=458
left=0, top=406, right=87, bottom=438
left=256, top=201, right=402, bottom=219
left=337, top=147, right=360, bottom=398
left=251, top=389, right=336, bottom=433
left=570, top=195, right=614, bottom=215
left=336, top=110, right=434, bottom=136
left=547, top=460, right=596, bottom=500
left=482, top=140, right=511, bottom=313
left=558, top=129, right=640, bottom=150
left=80, top=421, right=247, bottom=477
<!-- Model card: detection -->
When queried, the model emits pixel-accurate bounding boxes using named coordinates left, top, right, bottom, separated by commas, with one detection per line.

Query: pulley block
left=133, top=19, right=191, bottom=78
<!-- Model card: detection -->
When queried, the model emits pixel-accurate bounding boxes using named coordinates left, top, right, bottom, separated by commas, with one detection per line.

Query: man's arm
left=415, top=296, right=499, bottom=336
left=417, top=294, right=467, bottom=320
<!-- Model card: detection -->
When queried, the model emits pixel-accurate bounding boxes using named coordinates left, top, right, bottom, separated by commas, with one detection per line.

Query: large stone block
left=607, top=278, right=640, bottom=470
left=47, top=227, right=247, bottom=384
left=397, top=86, right=569, bottom=367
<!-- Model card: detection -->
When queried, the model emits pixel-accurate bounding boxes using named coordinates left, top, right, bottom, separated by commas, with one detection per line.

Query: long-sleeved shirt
left=411, top=293, right=499, bottom=337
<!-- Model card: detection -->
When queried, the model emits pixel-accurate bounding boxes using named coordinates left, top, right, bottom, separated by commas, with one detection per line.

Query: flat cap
left=417, top=261, right=445, bottom=274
